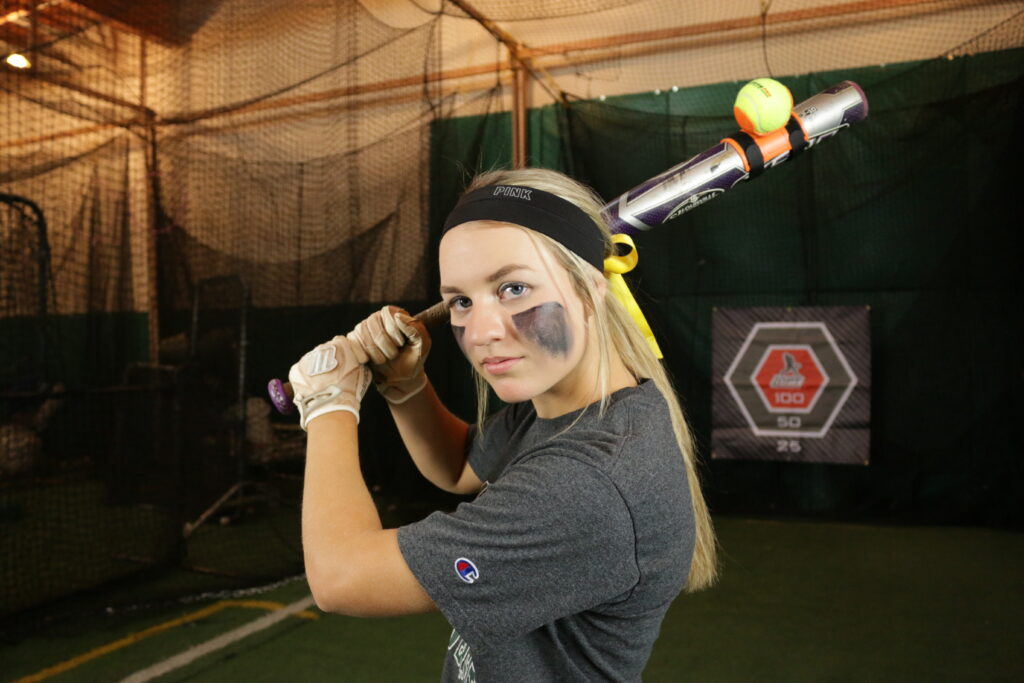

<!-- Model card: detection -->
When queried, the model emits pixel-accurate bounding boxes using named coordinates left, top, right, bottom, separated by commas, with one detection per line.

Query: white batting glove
left=288, top=335, right=371, bottom=430
left=347, top=305, right=431, bottom=405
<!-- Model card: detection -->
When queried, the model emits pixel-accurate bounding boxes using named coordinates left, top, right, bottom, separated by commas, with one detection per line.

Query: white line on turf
left=119, top=595, right=316, bottom=683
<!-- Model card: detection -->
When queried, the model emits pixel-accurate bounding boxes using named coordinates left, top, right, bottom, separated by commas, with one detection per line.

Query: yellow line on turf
left=120, top=595, right=316, bottom=683
left=14, top=599, right=319, bottom=683
left=224, top=599, right=319, bottom=619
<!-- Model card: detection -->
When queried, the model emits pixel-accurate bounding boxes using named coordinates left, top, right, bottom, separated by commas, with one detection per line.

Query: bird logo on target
left=454, top=558, right=479, bottom=584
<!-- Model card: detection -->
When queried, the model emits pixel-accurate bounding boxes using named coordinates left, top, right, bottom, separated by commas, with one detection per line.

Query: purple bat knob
left=267, top=378, right=294, bottom=415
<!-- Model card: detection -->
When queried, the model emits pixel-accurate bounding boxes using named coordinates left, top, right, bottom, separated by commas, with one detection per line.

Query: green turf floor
left=2, top=517, right=1021, bottom=682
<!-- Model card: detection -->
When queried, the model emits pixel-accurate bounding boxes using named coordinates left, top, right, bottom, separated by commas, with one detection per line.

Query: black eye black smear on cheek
left=512, top=302, right=572, bottom=356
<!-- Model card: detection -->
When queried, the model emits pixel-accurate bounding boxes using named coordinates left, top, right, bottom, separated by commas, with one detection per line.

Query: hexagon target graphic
left=724, top=321, right=857, bottom=438
left=712, top=307, right=870, bottom=464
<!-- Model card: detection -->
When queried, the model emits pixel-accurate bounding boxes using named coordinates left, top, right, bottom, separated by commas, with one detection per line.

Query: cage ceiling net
left=3, top=0, right=1020, bottom=317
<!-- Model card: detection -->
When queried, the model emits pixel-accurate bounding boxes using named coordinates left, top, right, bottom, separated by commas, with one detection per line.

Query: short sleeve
left=397, top=452, right=639, bottom=650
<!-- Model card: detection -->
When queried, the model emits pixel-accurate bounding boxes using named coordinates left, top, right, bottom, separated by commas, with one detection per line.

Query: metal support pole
left=512, top=62, right=527, bottom=168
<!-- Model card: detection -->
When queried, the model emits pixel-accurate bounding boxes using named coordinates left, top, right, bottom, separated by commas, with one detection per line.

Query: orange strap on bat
left=603, top=234, right=663, bottom=359
left=723, top=114, right=809, bottom=176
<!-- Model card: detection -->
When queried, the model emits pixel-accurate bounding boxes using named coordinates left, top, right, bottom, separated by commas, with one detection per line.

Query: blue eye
left=499, top=282, right=529, bottom=299
left=447, top=296, right=471, bottom=311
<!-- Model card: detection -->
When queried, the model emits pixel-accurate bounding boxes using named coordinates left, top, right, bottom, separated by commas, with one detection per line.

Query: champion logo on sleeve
left=454, top=557, right=479, bottom=584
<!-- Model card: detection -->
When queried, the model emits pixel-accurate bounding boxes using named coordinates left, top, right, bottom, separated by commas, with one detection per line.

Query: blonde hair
left=461, top=168, right=718, bottom=592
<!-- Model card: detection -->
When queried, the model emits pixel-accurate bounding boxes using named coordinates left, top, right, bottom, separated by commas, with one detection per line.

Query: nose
left=464, top=301, right=507, bottom=347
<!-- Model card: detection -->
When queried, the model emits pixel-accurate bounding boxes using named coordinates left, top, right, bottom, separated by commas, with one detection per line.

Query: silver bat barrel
left=603, top=80, right=869, bottom=235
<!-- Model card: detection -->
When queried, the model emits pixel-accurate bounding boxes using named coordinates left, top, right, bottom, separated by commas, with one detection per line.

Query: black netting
left=1, top=0, right=1021, bottom=626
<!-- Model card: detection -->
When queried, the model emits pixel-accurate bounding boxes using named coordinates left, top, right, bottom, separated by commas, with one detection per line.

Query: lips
left=480, top=356, right=522, bottom=375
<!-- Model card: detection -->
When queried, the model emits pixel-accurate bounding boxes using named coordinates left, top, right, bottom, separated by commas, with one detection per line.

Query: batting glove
left=348, top=305, right=430, bottom=404
left=288, top=335, right=371, bottom=430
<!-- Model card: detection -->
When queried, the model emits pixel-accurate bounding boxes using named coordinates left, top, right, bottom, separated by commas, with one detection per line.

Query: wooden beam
left=520, top=0, right=994, bottom=57
left=0, top=71, right=517, bottom=150
left=3, top=68, right=152, bottom=113
left=159, top=58, right=514, bottom=124
left=0, top=121, right=123, bottom=149
left=165, top=0, right=995, bottom=125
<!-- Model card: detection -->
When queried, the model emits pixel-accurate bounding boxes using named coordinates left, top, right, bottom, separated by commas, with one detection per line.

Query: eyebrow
left=440, top=264, right=534, bottom=294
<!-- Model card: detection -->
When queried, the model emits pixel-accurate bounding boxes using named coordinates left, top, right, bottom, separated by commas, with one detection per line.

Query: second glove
left=347, top=305, right=431, bottom=404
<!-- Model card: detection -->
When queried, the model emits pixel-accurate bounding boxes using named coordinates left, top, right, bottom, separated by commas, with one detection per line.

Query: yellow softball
left=733, top=78, right=794, bottom=135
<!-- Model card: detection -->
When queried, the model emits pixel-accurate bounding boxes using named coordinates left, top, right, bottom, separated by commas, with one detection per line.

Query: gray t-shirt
left=397, top=379, right=695, bottom=682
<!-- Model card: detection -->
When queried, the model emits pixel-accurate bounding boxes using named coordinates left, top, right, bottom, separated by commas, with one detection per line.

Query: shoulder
left=604, top=378, right=672, bottom=434
left=525, top=380, right=675, bottom=468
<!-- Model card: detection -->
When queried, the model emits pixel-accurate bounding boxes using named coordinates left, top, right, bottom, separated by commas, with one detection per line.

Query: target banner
left=711, top=306, right=870, bottom=465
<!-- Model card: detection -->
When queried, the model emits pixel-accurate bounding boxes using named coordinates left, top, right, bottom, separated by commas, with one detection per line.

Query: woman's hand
left=288, top=335, right=371, bottom=430
left=348, top=305, right=431, bottom=404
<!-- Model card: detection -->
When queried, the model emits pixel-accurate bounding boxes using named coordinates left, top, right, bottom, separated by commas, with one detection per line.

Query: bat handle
left=267, top=301, right=449, bottom=415
left=414, top=300, right=449, bottom=328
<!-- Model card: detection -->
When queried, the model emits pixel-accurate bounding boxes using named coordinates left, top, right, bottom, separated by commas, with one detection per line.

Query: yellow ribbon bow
left=603, top=234, right=663, bottom=359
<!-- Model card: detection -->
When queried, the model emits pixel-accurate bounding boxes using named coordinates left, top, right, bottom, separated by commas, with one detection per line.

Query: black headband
left=442, top=185, right=605, bottom=271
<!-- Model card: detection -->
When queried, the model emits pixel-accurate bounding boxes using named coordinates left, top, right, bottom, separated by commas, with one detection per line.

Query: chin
left=490, top=385, right=534, bottom=405
left=487, top=377, right=543, bottom=405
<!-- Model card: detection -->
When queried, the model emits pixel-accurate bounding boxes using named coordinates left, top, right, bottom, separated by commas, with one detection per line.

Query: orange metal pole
left=513, top=63, right=527, bottom=168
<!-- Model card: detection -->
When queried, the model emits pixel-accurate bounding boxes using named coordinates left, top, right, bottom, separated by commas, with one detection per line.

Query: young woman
left=289, top=168, right=717, bottom=681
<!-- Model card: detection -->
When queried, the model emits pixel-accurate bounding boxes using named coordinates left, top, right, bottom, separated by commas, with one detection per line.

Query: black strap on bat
left=786, top=116, right=808, bottom=161
left=729, top=114, right=809, bottom=177
left=729, top=131, right=765, bottom=178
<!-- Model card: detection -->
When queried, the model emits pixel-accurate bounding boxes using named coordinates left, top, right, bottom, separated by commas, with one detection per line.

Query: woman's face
left=439, top=221, right=595, bottom=415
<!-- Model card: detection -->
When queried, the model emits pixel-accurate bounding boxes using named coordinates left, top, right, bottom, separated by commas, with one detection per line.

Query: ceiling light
left=4, top=52, right=31, bottom=69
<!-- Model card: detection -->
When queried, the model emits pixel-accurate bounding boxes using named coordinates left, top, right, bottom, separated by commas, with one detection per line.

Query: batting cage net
left=1, top=0, right=1021, bottom=626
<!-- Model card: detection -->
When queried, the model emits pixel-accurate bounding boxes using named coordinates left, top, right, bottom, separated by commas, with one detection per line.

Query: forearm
left=300, top=410, right=436, bottom=616
left=387, top=379, right=473, bottom=493
left=301, top=412, right=380, bottom=594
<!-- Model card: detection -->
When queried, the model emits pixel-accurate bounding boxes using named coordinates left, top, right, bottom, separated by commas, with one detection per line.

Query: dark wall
left=428, top=50, right=1024, bottom=527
